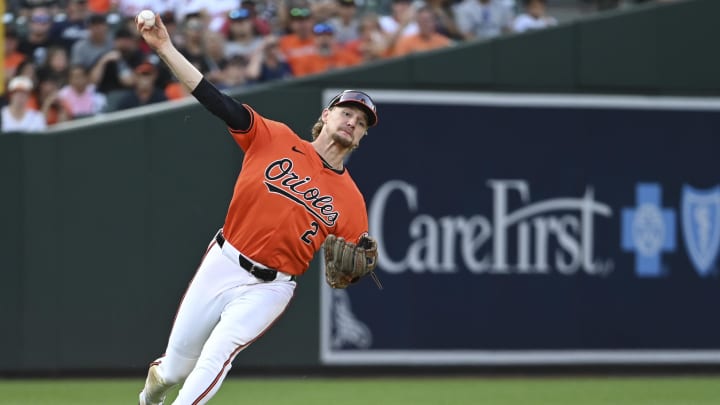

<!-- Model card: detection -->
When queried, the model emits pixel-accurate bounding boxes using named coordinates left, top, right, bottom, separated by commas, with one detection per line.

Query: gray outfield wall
left=1, top=0, right=718, bottom=373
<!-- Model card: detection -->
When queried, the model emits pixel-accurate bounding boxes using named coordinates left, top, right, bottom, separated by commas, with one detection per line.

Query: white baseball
left=138, top=10, right=156, bottom=27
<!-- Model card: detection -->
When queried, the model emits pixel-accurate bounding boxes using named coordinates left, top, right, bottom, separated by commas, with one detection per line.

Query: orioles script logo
left=264, top=158, right=339, bottom=226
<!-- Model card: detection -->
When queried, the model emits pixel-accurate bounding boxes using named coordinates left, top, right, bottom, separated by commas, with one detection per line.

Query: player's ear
left=321, top=108, right=330, bottom=123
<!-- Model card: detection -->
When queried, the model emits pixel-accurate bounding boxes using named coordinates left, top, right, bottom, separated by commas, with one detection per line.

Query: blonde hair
left=311, top=116, right=324, bottom=140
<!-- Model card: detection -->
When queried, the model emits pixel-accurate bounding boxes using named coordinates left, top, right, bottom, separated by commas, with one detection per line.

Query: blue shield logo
left=681, top=185, right=720, bottom=277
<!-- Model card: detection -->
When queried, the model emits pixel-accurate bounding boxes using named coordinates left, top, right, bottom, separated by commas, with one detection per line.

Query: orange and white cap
left=8, top=76, right=33, bottom=93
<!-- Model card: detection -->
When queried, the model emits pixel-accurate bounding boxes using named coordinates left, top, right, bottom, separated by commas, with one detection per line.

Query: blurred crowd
left=2, top=0, right=679, bottom=132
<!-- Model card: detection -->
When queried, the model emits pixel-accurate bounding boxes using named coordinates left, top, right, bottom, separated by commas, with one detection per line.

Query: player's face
left=324, top=106, right=369, bottom=148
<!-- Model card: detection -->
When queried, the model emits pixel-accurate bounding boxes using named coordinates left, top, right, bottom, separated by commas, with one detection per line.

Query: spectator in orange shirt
left=5, top=28, right=27, bottom=81
left=346, top=13, right=392, bottom=62
left=292, top=22, right=361, bottom=77
left=278, top=4, right=317, bottom=75
left=392, top=6, right=452, bottom=57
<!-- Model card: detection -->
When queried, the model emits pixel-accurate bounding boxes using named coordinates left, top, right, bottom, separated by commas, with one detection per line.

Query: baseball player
left=135, top=13, right=379, bottom=405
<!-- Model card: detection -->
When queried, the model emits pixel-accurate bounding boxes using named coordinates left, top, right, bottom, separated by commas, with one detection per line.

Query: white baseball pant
left=143, top=231, right=296, bottom=404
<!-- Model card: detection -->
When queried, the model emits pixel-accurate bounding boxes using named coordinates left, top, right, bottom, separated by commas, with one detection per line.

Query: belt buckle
left=250, top=265, right=277, bottom=282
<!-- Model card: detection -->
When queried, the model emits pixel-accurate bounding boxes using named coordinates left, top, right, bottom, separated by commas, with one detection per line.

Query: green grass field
left=0, top=376, right=718, bottom=405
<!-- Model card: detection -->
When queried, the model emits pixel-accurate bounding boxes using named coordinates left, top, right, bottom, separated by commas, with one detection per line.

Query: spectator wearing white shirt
left=512, top=0, right=557, bottom=33
left=453, top=0, right=514, bottom=41
left=379, top=0, right=419, bottom=38
left=2, top=76, right=47, bottom=133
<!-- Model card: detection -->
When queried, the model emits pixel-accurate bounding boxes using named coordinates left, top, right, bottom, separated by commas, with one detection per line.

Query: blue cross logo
left=621, top=183, right=676, bottom=277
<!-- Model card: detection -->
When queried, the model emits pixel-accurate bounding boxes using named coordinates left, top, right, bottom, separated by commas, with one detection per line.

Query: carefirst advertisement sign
left=319, top=90, right=720, bottom=365
left=370, top=180, right=612, bottom=277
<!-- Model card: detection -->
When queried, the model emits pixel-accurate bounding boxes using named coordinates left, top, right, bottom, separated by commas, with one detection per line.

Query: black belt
left=216, top=233, right=296, bottom=282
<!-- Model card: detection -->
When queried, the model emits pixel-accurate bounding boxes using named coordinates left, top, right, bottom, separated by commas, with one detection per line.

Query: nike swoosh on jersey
left=291, top=146, right=305, bottom=155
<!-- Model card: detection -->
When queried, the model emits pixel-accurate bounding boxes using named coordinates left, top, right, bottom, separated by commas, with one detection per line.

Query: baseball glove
left=323, top=234, right=381, bottom=289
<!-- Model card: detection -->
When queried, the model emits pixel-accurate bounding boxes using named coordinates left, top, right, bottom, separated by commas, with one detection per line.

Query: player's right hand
left=136, top=15, right=170, bottom=51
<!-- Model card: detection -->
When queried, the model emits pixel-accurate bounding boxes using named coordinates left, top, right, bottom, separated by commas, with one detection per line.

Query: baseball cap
left=289, top=7, right=312, bottom=19
left=313, top=23, right=334, bottom=35
left=134, top=62, right=156, bottom=74
left=328, top=90, right=378, bottom=127
left=228, top=8, right=251, bottom=21
left=8, top=76, right=34, bottom=93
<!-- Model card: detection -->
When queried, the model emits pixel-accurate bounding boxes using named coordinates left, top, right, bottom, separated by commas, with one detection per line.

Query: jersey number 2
left=301, top=221, right=319, bottom=244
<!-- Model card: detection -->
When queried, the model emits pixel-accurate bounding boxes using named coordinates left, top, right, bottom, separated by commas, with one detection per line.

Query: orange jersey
left=392, top=33, right=451, bottom=57
left=292, top=46, right=362, bottom=77
left=88, top=0, right=111, bottom=13
left=5, top=51, right=26, bottom=75
left=223, top=106, right=369, bottom=276
left=164, top=82, right=190, bottom=100
left=278, top=34, right=317, bottom=75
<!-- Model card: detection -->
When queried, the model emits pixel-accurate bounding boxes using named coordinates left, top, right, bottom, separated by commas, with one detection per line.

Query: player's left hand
left=323, top=234, right=380, bottom=289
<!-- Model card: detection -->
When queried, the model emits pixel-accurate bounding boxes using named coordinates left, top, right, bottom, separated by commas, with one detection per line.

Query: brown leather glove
left=323, top=234, right=379, bottom=289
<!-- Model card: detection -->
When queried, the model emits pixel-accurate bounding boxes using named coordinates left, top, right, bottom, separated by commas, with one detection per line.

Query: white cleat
left=139, top=391, right=164, bottom=405
left=138, top=391, right=159, bottom=405
left=138, top=364, right=166, bottom=405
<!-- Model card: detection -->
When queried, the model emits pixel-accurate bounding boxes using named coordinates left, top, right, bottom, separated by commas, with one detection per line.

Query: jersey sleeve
left=227, top=105, right=296, bottom=152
